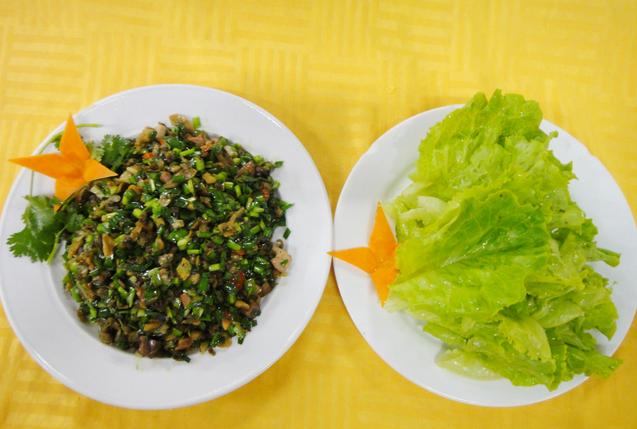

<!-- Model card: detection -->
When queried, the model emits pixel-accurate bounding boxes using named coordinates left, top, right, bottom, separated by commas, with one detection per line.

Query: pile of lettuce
left=385, top=90, right=622, bottom=390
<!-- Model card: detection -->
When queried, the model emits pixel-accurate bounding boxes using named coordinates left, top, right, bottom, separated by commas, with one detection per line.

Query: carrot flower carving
left=329, top=203, right=399, bottom=306
left=9, top=115, right=117, bottom=202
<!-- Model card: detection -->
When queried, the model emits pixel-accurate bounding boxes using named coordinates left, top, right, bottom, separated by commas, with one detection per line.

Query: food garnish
left=7, top=114, right=293, bottom=361
left=329, top=203, right=398, bottom=306
left=9, top=115, right=117, bottom=202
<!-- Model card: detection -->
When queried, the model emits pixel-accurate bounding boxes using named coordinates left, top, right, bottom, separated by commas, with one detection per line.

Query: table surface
left=1, top=1, right=636, bottom=428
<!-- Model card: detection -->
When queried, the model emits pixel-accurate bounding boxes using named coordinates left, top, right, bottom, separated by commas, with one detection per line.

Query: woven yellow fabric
left=1, top=0, right=636, bottom=427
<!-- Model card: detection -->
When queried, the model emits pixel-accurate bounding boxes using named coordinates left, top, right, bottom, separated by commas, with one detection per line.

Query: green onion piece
left=112, top=268, right=125, bottom=281
left=117, top=286, right=128, bottom=298
left=144, top=198, right=159, bottom=208
left=227, top=241, right=242, bottom=251
left=193, top=116, right=201, bottom=129
left=167, top=229, right=188, bottom=242
left=283, top=228, right=291, bottom=239
left=177, top=237, right=190, bottom=250
left=181, top=148, right=195, bottom=157
left=246, top=278, right=257, bottom=296
left=148, top=267, right=163, bottom=287
left=197, top=277, right=209, bottom=293
left=210, top=332, right=221, bottom=347
left=208, top=263, right=221, bottom=272
left=69, top=287, right=82, bottom=303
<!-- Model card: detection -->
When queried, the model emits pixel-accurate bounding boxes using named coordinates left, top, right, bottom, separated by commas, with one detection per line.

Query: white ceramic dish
left=332, top=105, right=637, bottom=407
left=0, top=84, right=333, bottom=410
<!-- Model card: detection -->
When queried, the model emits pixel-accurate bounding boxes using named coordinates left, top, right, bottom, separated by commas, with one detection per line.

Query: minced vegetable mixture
left=52, top=115, right=291, bottom=361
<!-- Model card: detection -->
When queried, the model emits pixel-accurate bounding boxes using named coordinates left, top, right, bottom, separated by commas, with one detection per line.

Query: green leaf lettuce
left=386, top=90, right=622, bottom=390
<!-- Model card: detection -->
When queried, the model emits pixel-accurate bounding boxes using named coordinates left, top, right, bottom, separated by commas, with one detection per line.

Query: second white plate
left=332, top=105, right=637, bottom=407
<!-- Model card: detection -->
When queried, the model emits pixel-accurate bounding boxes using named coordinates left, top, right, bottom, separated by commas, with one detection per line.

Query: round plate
left=332, top=105, right=637, bottom=407
left=0, top=84, right=333, bottom=409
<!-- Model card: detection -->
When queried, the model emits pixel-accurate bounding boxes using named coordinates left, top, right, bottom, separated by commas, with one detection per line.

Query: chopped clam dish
left=59, top=115, right=292, bottom=361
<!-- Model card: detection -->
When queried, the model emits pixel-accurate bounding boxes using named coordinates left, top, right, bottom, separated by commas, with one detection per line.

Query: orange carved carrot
left=10, top=115, right=117, bottom=202
left=329, top=203, right=399, bottom=306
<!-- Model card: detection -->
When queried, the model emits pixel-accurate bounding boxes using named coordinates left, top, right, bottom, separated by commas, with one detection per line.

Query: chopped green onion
left=177, top=237, right=190, bottom=249
left=180, top=148, right=195, bottom=157
left=227, top=241, right=242, bottom=251
left=197, top=277, right=209, bottom=293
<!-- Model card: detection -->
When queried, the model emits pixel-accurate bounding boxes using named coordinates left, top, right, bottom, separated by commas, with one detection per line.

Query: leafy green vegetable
left=386, top=90, right=622, bottom=390
left=7, top=195, right=87, bottom=263
left=100, top=134, right=131, bottom=171
left=7, top=196, right=64, bottom=262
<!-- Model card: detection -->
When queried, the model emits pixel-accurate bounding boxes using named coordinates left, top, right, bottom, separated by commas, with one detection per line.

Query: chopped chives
left=180, top=148, right=195, bottom=157
left=227, top=241, right=242, bottom=251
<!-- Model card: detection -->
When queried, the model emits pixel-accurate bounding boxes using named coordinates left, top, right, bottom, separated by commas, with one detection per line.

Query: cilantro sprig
left=7, top=196, right=64, bottom=262
left=7, top=195, right=85, bottom=263
left=100, top=134, right=131, bottom=171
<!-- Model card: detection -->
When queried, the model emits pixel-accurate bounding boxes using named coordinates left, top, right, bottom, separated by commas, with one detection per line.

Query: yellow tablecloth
left=1, top=0, right=636, bottom=427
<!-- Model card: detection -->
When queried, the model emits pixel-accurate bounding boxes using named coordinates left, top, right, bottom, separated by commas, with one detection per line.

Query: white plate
left=332, top=105, right=637, bottom=407
left=0, top=84, right=333, bottom=409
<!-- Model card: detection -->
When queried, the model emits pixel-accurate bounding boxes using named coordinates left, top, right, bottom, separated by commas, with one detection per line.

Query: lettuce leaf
left=387, top=90, right=622, bottom=390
